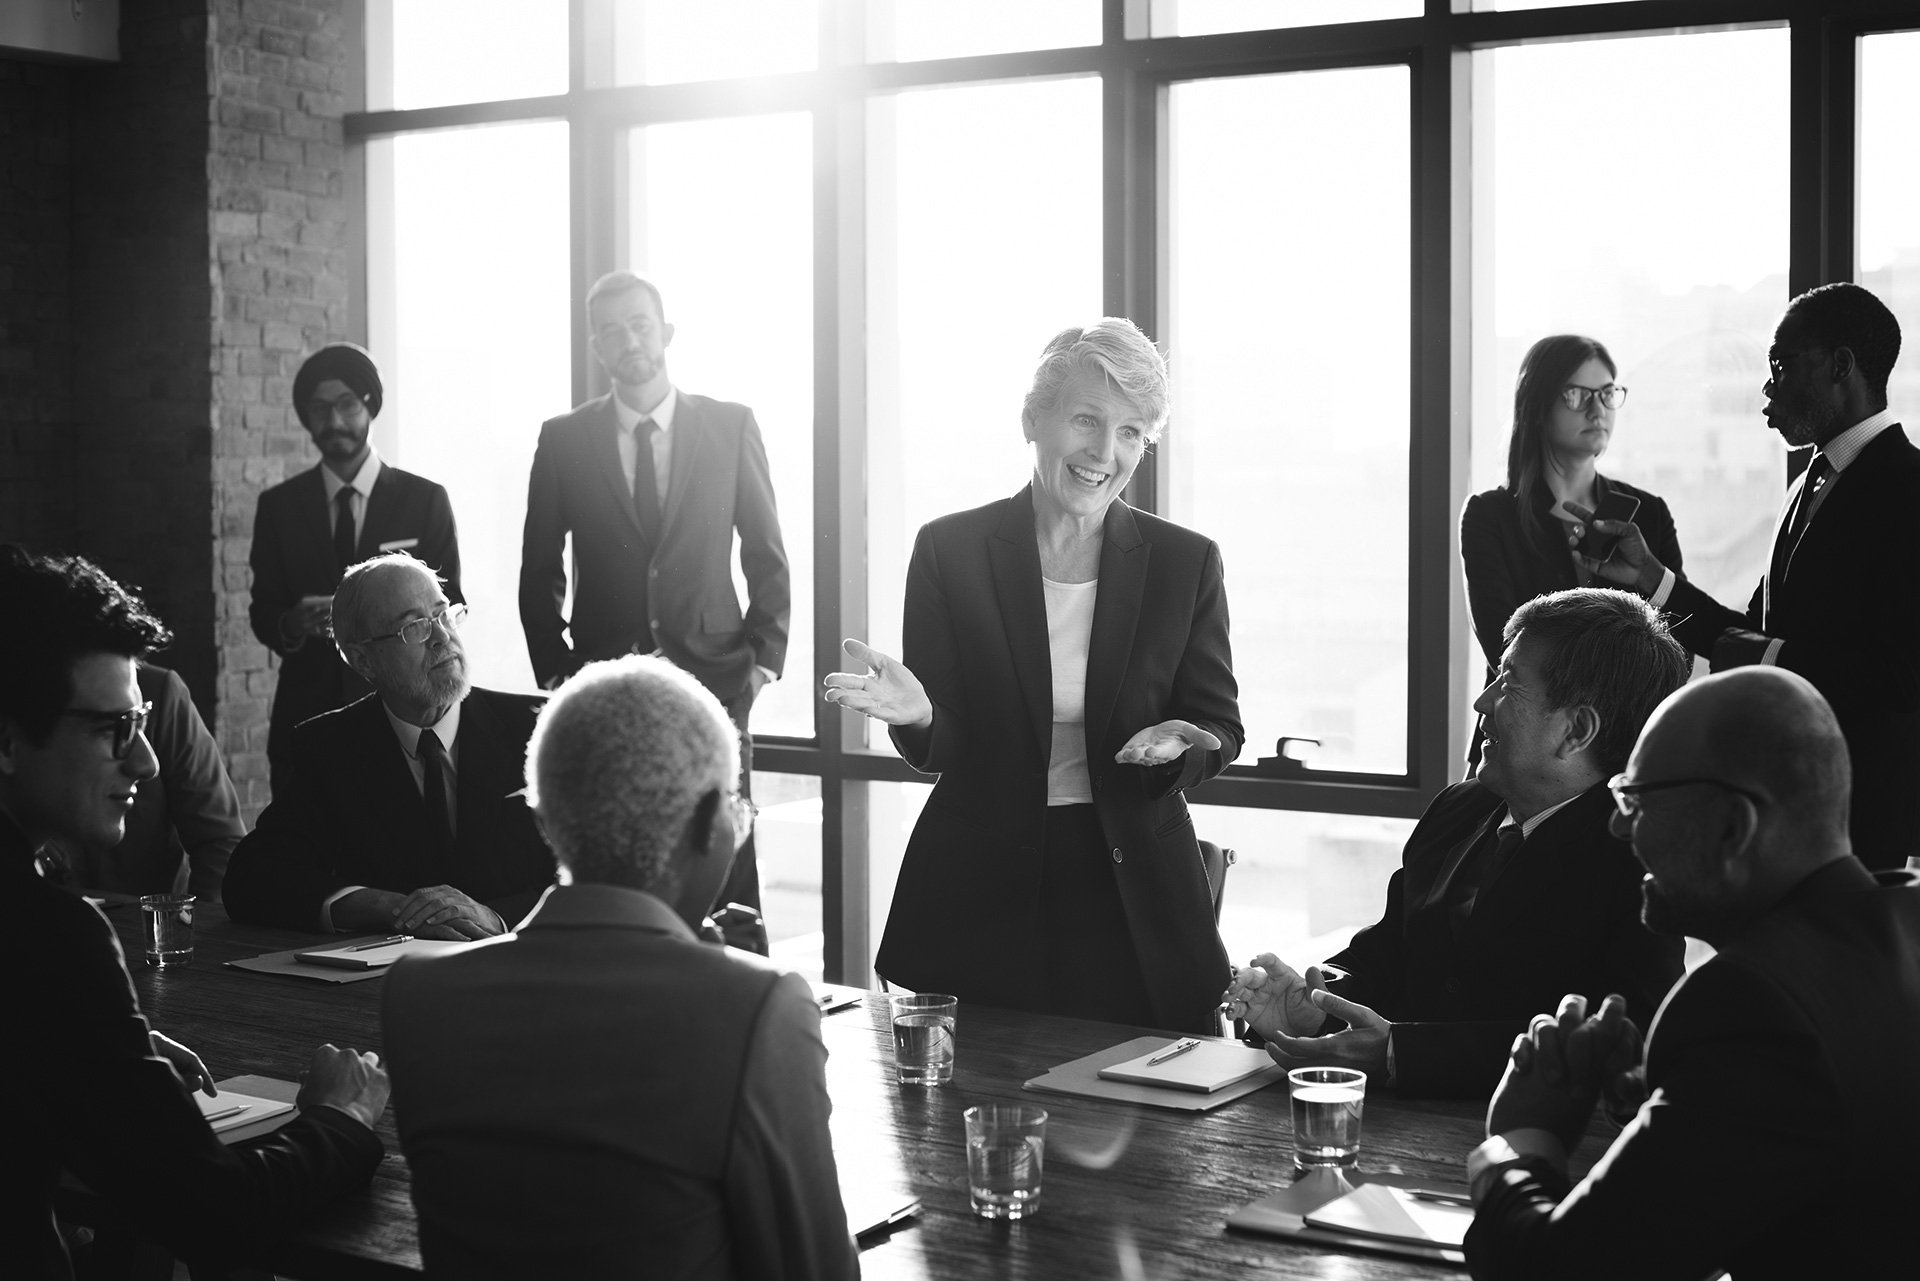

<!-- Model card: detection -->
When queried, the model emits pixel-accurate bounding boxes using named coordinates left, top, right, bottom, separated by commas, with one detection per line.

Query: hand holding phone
left=1575, top=493, right=1641, bottom=563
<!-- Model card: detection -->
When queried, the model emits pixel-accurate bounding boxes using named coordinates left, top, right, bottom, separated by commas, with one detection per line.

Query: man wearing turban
left=249, top=342, right=462, bottom=795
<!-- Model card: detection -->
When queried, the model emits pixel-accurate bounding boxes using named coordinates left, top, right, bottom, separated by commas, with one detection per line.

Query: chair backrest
left=1198, top=839, right=1237, bottom=924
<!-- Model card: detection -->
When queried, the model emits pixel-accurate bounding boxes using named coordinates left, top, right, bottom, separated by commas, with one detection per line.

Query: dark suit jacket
left=876, top=486, right=1243, bottom=1033
left=51, top=664, right=243, bottom=901
left=249, top=460, right=461, bottom=779
left=1468, top=858, right=1920, bottom=1281
left=223, top=688, right=554, bottom=932
left=1460, top=475, right=1682, bottom=672
left=1663, top=425, right=1920, bottom=867
left=383, top=883, right=857, bottom=1281
left=518, top=390, right=789, bottom=699
left=1327, top=780, right=1682, bottom=1098
left=7, top=817, right=382, bottom=1280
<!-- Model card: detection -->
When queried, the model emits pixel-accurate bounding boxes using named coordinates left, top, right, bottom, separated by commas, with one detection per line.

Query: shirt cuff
left=1469, top=1129, right=1569, bottom=1204
left=756, top=665, right=778, bottom=686
left=320, top=885, right=366, bottom=933
left=1759, top=637, right=1785, bottom=666
left=1647, top=567, right=1677, bottom=608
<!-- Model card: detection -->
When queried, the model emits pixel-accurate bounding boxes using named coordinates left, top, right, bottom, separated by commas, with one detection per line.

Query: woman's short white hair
left=1021, top=317, right=1171, bottom=441
left=525, top=655, right=739, bottom=892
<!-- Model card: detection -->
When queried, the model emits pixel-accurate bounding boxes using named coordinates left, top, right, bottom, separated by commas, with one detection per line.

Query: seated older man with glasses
left=225, top=553, right=555, bottom=937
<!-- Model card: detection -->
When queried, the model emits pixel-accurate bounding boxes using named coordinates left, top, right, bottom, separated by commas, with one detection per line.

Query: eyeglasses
left=1559, top=384, right=1629, bottom=411
left=306, top=393, right=366, bottom=424
left=356, top=603, right=467, bottom=647
left=1766, top=349, right=1823, bottom=383
left=726, top=792, right=758, bottom=851
left=60, top=701, right=153, bottom=761
left=1607, top=772, right=1768, bottom=822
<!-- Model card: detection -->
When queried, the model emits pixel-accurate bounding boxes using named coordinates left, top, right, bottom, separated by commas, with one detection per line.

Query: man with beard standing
left=226, top=555, right=552, bottom=936
left=1465, top=667, right=1920, bottom=1280
left=519, top=271, right=788, bottom=952
left=1576, top=283, right=1920, bottom=868
left=250, top=343, right=462, bottom=795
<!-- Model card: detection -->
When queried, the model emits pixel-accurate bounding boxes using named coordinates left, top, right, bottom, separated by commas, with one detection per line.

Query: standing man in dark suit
left=2, top=552, right=388, bottom=1280
left=1578, top=282, right=1920, bottom=868
left=519, top=271, right=789, bottom=952
left=226, top=554, right=552, bottom=936
left=250, top=342, right=461, bottom=795
left=1465, top=667, right=1920, bottom=1281
left=1226, top=589, right=1688, bottom=1097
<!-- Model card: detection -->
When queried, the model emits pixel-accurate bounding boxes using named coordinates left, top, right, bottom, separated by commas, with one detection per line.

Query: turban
left=292, top=343, right=384, bottom=421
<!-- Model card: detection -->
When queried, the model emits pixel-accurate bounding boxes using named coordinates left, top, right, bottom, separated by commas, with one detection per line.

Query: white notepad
left=196, top=1088, right=298, bottom=1134
left=294, top=936, right=474, bottom=969
left=1304, top=1183, right=1473, bottom=1248
left=1096, top=1038, right=1277, bottom=1093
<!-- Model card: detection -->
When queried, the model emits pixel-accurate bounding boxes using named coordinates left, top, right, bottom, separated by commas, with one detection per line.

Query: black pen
left=1406, top=1189, right=1473, bottom=1207
left=346, top=935, right=411, bottom=952
left=1147, top=1037, right=1202, bottom=1066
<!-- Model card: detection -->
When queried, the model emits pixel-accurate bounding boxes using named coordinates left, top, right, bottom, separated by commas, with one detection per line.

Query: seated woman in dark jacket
left=1461, top=334, right=1683, bottom=764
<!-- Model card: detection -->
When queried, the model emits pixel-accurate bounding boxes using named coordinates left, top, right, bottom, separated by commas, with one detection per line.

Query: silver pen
left=203, top=1104, right=251, bottom=1123
left=1147, top=1037, right=1202, bottom=1066
left=1406, top=1188, right=1473, bottom=1207
left=346, top=934, right=411, bottom=952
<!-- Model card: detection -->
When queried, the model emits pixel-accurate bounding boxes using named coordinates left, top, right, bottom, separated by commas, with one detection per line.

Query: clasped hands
left=1486, top=992, right=1647, bottom=1152
left=1223, top=953, right=1391, bottom=1076
left=823, top=639, right=1220, bottom=765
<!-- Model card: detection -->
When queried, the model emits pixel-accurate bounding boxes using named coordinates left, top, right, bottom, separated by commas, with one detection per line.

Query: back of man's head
left=0, top=552, right=171, bottom=744
left=526, top=656, right=738, bottom=899
left=1504, top=587, right=1691, bottom=774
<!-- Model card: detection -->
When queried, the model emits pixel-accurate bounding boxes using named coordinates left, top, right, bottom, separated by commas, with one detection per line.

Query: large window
left=354, top=3, right=1903, bottom=984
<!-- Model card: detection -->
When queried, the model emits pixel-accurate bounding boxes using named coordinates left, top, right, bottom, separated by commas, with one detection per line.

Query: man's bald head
left=1623, top=668, right=1853, bottom=939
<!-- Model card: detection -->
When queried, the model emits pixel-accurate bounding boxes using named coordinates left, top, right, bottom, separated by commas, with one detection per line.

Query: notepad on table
left=1096, top=1038, right=1277, bottom=1093
left=295, top=937, right=471, bottom=969
left=1304, top=1183, right=1473, bottom=1248
left=196, top=1087, right=297, bottom=1134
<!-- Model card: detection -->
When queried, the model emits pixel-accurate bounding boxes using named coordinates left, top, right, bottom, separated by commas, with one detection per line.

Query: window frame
left=344, top=0, right=1913, bottom=983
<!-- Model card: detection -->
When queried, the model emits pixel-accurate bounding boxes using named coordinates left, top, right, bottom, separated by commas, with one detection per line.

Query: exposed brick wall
left=0, top=58, right=77, bottom=554
left=206, top=0, right=350, bottom=819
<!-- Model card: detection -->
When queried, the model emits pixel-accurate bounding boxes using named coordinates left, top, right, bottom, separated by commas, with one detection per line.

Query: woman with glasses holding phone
left=1460, top=335, right=1685, bottom=765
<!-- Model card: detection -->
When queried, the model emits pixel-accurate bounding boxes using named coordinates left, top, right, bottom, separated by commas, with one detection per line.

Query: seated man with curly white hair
left=381, top=655, right=857, bottom=1280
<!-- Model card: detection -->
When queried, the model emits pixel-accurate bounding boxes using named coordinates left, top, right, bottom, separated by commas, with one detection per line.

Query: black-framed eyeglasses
left=60, top=701, right=152, bottom=761
left=355, top=603, right=467, bottom=647
left=1559, top=384, right=1629, bottom=411
left=726, top=792, right=758, bottom=852
left=306, top=393, right=366, bottom=424
left=1607, top=772, right=1768, bottom=821
left=1766, top=349, right=1824, bottom=383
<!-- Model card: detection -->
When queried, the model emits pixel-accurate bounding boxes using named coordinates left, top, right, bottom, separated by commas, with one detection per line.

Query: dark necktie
left=1783, top=452, right=1833, bottom=547
left=417, top=728, right=455, bottom=875
left=632, top=417, right=662, bottom=543
left=333, top=486, right=357, bottom=572
left=1431, top=816, right=1525, bottom=935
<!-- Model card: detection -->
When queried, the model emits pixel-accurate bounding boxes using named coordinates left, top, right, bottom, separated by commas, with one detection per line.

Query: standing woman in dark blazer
left=825, top=319, right=1242, bottom=1033
left=1461, top=335, right=1683, bottom=760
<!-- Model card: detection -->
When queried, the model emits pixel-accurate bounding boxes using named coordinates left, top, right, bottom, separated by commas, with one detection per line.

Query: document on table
left=1305, top=1183, right=1473, bottom=1248
left=1024, top=1035, right=1287, bottom=1112
left=1096, top=1038, right=1276, bottom=1093
left=1227, top=1170, right=1472, bottom=1266
left=810, top=982, right=868, bottom=1014
left=294, top=937, right=475, bottom=969
left=196, top=1087, right=297, bottom=1134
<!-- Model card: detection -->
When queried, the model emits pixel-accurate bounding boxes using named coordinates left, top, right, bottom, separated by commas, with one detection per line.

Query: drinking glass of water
left=889, top=993, right=957, bottom=1086
left=1288, top=1066, right=1367, bottom=1172
left=140, top=893, right=196, bottom=968
left=964, top=1104, right=1047, bottom=1219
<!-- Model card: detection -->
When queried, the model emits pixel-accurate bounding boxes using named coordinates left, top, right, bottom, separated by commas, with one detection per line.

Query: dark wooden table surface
left=111, top=904, right=1583, bottom=1280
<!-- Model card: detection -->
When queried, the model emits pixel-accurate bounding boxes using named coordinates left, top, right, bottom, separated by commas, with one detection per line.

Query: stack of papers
left=1024, top=1035, right=1287, bottom=1112
left=1097, top=1038, right=1276, bottom=1093
left=195, top=1087, right=297, bottom=1135
left=1305, top=1183, right=1473, bottom=1248
left=294, top=937, right=473, bottom=969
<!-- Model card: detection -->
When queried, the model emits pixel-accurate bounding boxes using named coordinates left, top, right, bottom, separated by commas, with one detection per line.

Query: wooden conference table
left=109, top=904, right=1584, bottom=1280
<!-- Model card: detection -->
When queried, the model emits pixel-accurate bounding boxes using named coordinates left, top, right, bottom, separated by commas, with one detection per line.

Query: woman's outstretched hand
left=1115, top=720, right=1221, bottom=766
left=823, top=638, right=934, bottom=729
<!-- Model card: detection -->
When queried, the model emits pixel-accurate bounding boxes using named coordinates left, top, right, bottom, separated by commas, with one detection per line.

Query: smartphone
left=1577, top=493, right=1641, bottom=562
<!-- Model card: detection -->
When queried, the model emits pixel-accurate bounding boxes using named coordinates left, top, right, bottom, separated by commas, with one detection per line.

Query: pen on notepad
left=1406, top=1189, right=1473, bottom=1207
left=203, top=1104, right=251, bottom=1123
left=346, top=935, right=411, bottom=952
left=1147, top=1037, right=1201, bottom=1066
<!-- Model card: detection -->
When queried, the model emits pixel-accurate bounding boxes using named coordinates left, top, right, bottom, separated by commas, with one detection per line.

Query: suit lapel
left=355, top=698, right=435, bottom=873
left=1085, top=501, right=1148, bottom=752
left=593, top=396, right=646, bottom=542
left=987, top=488, right=1055, bottom=764
left=451, top=693, right=511, bottom=859
left=661, top=393, right=703, bottom=531
left=296, top=467, right=334, bottom=579
left=360, top=467, right=394, bottom=561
